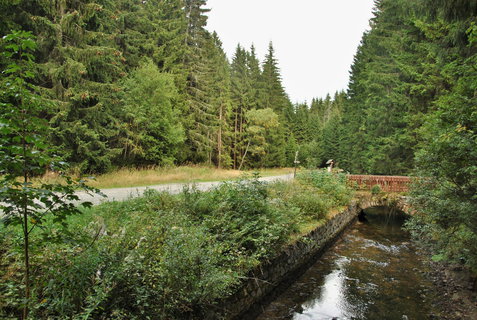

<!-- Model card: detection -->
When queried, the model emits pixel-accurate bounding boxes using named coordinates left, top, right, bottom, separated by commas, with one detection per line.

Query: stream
left=255, top=207, right=437, bottom=320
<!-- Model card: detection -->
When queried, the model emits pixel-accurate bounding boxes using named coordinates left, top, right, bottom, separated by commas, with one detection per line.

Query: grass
left=36, top=166, right=294, bottom=189
left=288, top=219, right=326, bottom=243
left=287, top=206, right=348, bottom=243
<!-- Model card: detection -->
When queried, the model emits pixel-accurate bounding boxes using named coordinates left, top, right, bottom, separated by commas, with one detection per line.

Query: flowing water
left=255, top=207, right=436, bottom=320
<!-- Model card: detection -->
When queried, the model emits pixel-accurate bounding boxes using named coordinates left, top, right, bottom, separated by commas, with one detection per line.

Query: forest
left=1, top=0, right=477, bottom=319
left=0, top=0, right=346, bottom=174
left=0, top=0, right=475, bottom=175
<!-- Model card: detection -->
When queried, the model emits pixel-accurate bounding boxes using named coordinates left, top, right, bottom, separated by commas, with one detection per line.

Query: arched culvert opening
left=359, top=206, right=408, bottom=229
left=358, top=209, right=368, bottom=222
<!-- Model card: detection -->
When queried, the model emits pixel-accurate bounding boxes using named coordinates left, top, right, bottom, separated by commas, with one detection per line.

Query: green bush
left=371, top=184, right=382, bottom=195
left=288, top=190, right=332, bottom=220
left=268, top=181, right=331, bottom=221
left=405, top=178, right=477, bottom=274
left=268, top=170, right=354, bottom=223
left=181, top=177, right=294, bottom=267
left=0, top=173, right=354, bottom=319
left=1, top=176, right=302, bottom=319
left=296, top=170, right=354, bottom=207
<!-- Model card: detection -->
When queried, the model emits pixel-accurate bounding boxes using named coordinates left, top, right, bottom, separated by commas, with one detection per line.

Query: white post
left=293, top=151, right=300, bottom=178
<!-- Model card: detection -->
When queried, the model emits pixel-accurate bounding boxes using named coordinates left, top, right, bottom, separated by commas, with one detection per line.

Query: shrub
left=296, top=170, right=354, bottom=206
left=1, top=176, right=300, bottom=319
left=288, top=190, right=332, bottom=220
left=1, top=172, right=356, bottom=319
left=371, top=184, right=382, bottom=195
left=268, top=181, right=331, bottom=221
left=182, top=177, right=295, bottom=268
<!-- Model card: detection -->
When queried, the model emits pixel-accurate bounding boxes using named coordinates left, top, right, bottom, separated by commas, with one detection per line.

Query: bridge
left=345, top=174, right=414, bottom=214
left=347, top=174, right=412, bottom=192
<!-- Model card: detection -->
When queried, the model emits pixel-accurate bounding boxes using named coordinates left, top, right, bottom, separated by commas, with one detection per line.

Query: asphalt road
left=75, top=174, right=295, bottom=206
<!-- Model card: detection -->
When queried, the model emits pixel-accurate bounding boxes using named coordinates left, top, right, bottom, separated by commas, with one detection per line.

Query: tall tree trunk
left=22, top=197, right=30, bottom=320
left=217, top=104, right=223, bottom=168
left=239, top=107, right=244, bottom=161
left=207, top=131, right=212, bottom=165
left=233, top=109, right=238, bottom=169
left=238, top=140, right=251, bottom=171
left=21, top=111, right=30, bottom=320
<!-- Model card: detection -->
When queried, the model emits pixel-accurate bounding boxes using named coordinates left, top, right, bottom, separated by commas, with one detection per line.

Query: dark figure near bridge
left=317, top=159, right=329, bottom=169
left=318, top=159, right=336, bottom=172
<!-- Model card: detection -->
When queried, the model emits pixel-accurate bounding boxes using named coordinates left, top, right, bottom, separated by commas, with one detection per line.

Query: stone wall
left=205, top=201, right=360, bottom=320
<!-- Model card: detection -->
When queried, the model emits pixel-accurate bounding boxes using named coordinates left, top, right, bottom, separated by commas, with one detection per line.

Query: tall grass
left=35, top=166, right=293, bottom=189
left=269, top=169, right=355, bottom=236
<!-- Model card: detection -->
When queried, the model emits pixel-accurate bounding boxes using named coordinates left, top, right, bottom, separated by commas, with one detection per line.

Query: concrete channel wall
left=206, top=201, right=361, bottom=320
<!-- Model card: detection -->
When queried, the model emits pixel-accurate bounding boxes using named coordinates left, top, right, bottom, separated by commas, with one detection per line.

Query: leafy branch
left=0, top=30, right=102, bottom=319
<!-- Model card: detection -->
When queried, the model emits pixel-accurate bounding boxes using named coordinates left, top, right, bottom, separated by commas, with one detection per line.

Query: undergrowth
left=0, top=170, right=354, bottom=319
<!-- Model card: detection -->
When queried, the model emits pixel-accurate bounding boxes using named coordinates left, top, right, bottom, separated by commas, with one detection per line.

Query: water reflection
left=293, top=257, right=362, bottom=320
left=255, top=207, right=435, bottom=320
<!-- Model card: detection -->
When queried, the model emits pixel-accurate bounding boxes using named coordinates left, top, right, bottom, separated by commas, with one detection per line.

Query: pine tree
left=260, top=42, right=291, bottom=116
left=120, top=60, right=184, bottom=166
left=181, top=0, right=220, bottom=163
left=204, top=32, right=233, bottom=168
left=259, top=42, right=292, bottom=166
left=230, top=45, right=252, bottom=168
left=1, top=0, right=130, bottom=172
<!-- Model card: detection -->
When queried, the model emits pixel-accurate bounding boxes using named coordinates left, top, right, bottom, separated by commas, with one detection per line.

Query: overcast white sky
left=206, top=0, right=376, bottom=104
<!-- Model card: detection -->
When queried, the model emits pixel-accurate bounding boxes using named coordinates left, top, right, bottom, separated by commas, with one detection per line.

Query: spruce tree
left=260, top=42, right=292, bottom=167
left=181, top=0, right=219, bottom=163
left=120, top=60, right=184, bottom=166
left=247, top=44, right=263, bottom=109
left=230, top=45, right=252, bottom=168
left=260, top=42, right=291, bottom=116
left=205, top=33, right=233, bottom=168
left=1, top=0, right=129, bottom=172
left=335, top=0, right=433, bottom=174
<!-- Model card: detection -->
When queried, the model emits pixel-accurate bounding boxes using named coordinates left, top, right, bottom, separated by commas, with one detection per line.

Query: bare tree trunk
left=21, top=118, right=30, bottom=320
left=238, top=140, right=251, bottom=171
left=22, top=200, right=30, bottom=320
left=207, top=131, right=212, bottom=165
left=233, top=108, right=238, bottom=169
left=239, top=108, right=244, bottom=160
left=217, top=104, right=223, bottom=169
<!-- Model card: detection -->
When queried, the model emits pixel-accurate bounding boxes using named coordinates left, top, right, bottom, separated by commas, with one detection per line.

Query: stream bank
left=206, top=202, right=360, bottom=319
left=208, top=202, right=477, bottom=319
left=255, top=206, right=438, bottom=319
left=424, top=257, right=477, bottom=319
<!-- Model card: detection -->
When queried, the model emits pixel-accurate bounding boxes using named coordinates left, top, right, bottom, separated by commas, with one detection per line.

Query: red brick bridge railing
left=347, top=175, right=412, bottom=192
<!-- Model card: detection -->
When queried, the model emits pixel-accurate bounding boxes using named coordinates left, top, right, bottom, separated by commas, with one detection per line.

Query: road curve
left=76, top=174, right=295, bottom=206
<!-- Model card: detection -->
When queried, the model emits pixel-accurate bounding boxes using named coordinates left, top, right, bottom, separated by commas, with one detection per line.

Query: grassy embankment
left=1, top=170, right=354, bottom=320
left=36, top=166, right=294, bottom=189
